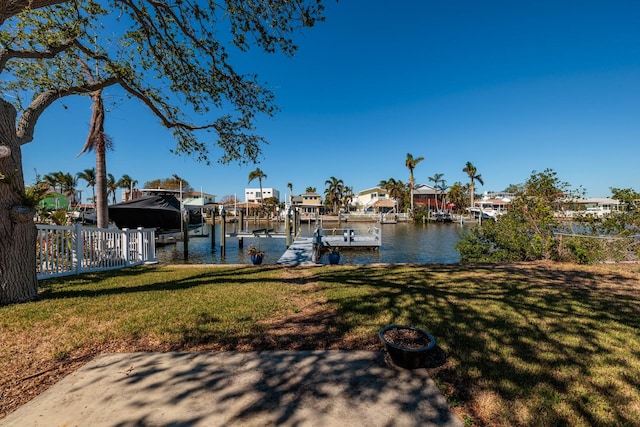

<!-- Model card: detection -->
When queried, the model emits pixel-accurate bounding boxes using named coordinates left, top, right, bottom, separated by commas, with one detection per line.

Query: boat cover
left=108, top=195, right=182, bottom=231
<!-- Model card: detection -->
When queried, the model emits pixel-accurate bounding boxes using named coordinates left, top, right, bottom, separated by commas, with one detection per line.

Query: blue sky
left=21, top=1, right=640, bottom=202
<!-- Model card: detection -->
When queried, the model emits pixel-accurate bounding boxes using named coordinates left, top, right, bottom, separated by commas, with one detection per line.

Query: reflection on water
left=155, top=222, right=472, bottom=265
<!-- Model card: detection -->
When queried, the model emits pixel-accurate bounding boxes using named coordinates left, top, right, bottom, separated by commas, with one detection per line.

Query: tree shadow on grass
left=312, top=263, right=640, bottom=426
left=26, top=262, right=640, bottom=426
left=37, top=265, right=285, bottom=300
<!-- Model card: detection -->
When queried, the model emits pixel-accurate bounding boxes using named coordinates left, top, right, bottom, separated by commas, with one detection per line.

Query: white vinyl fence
left=36, top=223, right=157, bottom=280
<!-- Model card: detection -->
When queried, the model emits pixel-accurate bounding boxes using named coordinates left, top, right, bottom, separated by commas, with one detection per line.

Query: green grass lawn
left=2, top=262, right=639, bottom=426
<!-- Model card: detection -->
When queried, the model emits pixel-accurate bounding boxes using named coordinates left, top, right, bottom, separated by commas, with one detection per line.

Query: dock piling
left=285, top=209, right=291, bottom=247
left=219, top=207, right=226, bottom=256
left=210, top=210, right=216, bottom=251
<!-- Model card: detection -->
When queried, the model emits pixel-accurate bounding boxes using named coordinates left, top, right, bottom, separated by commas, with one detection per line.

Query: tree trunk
left=410, top=183, right=414, bottom=214
left=93, top=92, right=109, bottom=229
left=470, top=182, right=475, bottom=211
left=95, top=141, right=109, bottom=228
left=0, top=99, right=38, bottom=305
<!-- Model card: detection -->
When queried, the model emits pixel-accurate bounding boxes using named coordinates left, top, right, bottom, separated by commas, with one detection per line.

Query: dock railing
left=36, top=223, right=157, bottom=280
left=317, top=226, right=381, bottom=248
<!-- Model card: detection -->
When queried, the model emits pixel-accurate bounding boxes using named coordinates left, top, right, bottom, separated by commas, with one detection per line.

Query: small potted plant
left=247, top=245, right=265, bottom=265
left=328, top=247, right=340, bottom=265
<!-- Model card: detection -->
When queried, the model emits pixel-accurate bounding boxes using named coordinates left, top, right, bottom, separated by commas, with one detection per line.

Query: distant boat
left=468, top=197, right=510, bottom=221
left=431, top=210, right=453, bottom=223
left=70, top=205, right=97, bottom=225
left=108, top=194, right=201, bottom=232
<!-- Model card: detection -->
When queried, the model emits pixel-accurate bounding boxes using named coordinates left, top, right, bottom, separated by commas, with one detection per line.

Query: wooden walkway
left=276, top=237, right=318, bottom=266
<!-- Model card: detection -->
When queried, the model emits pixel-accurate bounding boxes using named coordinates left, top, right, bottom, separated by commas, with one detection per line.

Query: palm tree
left=391, top=180, right=409, bottom=212
left=428, top=173, right=444, bottom=210
left=446, top=182, right=467, bottom=213
left=379, top=178, right=404, bottom=211
left=106, top=173, right=118, bottom=204
left=341, top=186, right=354, bottom=213
left=438, top=179, right=449, bottom=209
left=463, top=161, right=484, bottom=210
left=43, top=171, right=65, bottom=194
left=77, top=168, right=97, bottom=204
left=118, top=174, right=137, bottom=201
left=378, top=178, right=394, bottom=190
left=77, top=87, right=112, bottom=228
left=324, top=176, right=344, bottom=214
left=305, top=186, right=317, bottom=193
left=58, top=172, right=78, bottom=206
left=248, top=168, right=267, bottom=207
left=405, top=153, right=424, bottom=213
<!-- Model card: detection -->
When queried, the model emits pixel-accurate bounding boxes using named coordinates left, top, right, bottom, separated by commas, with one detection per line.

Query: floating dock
left=319, top=227, right=381, bottom=249
left=277, top=228, right=381, bottom=266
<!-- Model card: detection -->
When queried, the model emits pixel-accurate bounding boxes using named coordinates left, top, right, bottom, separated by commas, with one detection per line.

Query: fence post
left=137, top=227, right=144, bottom=263
left=123, top=228, right=131, bottom=265
left=148, top=229, right=157, bottom=262
left=74, top=222, right=83, bottom=275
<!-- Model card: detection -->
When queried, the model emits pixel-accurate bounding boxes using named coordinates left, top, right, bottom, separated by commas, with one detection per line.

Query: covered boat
left=108, top=195, right=183, bottom=231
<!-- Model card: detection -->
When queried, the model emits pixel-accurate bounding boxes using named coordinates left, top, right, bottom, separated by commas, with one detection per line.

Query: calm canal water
left=156, top=222, right=473, bottom=265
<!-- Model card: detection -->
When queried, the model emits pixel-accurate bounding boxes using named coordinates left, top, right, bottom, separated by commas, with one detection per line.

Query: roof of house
left=357, top=187, right=386, bottom=196
left=413, top=184, right=438, bottom=195
left=571, top=197, right=620, bottom=205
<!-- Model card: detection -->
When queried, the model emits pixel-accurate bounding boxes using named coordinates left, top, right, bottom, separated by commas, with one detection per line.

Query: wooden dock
left=277, top=228, right=381, bottom=266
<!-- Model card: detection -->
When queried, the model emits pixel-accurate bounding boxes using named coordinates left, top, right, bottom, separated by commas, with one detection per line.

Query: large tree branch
left=116, top=77, right=219, bottom=132
left=16, top=76, right=118, bottom=145
left=74, top=38, right=221, bottom=132
left=0, top=40, right=74, bottom=73
left=0, top=0, right=67, bottom=25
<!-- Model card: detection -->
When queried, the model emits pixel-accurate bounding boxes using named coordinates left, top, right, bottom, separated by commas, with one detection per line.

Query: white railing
left=316, top=226, right=382, bottom=247
left=36, top=223, right=157, bottom=280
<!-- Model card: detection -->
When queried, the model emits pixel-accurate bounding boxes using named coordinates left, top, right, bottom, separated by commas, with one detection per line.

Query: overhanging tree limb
left=116, top=77, right=219, bottom=132
left=0, top=0, right=67, bottom=24
left=16, top=76, right=118, bottom=144
left=0, top=40, right=75, bottom=71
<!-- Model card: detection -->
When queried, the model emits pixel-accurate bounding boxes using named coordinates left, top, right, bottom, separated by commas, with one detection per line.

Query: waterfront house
left=355, top=187, right=397, bottom=213
left=560, top=197, right=622, bottom=218
left=413, top=184, right=443, bottom=210
left=469, top=193, right=512, bottom=220
left=245, top=187, right=280, bottom=204
left=292, top=192, right=324, bottom=219
left=182, top=193, right=216, bottom=208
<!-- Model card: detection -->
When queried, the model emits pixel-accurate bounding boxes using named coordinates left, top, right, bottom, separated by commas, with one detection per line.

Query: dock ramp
left=276, top=237, right=318, bottom=266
